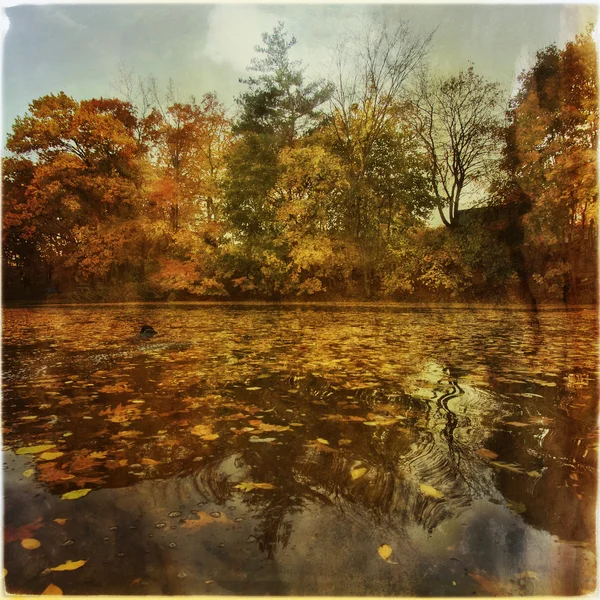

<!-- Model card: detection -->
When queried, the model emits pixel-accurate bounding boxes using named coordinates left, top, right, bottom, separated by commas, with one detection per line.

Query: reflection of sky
left=2, top=3, right=596, bottom=143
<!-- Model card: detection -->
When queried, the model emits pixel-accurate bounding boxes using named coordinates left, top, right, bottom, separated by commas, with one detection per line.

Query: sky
left=1, top=2, right=597, bottom=142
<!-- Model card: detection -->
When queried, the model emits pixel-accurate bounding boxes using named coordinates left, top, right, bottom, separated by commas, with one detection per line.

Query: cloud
left=202, top=5, right=280, bottom=73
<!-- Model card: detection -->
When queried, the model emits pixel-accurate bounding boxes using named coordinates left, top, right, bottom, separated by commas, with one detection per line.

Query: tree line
left=3, top=21, right=597, bottom=303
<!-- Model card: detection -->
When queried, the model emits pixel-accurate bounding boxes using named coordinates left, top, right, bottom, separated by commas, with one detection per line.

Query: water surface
left=2, top=304, right=597, bottom=595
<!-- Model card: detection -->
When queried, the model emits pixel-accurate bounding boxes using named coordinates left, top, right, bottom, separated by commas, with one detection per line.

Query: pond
left=2, top=303, right=597, bottom=596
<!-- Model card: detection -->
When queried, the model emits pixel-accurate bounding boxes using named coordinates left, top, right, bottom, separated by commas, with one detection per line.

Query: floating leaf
left=21, top=538, right=41, bottom=550
left=61, top=489, right=92, bottom=500
left=235, top=482, right=276, bottom=492
left=23, top=469, right=34, bottom=478
left=141, top=458, right=160, bottom=466
left=527, top=470, right=542, bottom=478
left=351, top=467, right=367, bottom=480
left=246, top=387, right=262, bottom=391
left=42, top=559, right=87, bottom=574
left=378, top=544, right=393, bottom=561
left=53, top=519, right=67, bottom=525
left=419, top=483, right=444, bottom=499
left=504, top=422, right=529, bottom=427
left=5, top=517, right=43, bottom=543
left=42, top=584, right=63, bottom=595
left=201, top=433, right=220, bottom=441
left=182, top=511, right=234, bottom=528
left=339, top=439, right=353, bottom=446
left=191, top=424, right=213, bottom=437
left=16, top=444, right=56, bottom=455
left=477, top=448, right=499, bottom=460
left=316, top=438, right=329, bottom=445
left=489, top=461, right=524, bottom=474
left=89, top=451, right=107, bottom=459
left=248, top=436, right=276, bottom=443
left=39, top=451, right=64, bottom=461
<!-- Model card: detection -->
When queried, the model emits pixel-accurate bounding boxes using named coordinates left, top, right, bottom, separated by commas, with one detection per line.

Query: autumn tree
left=410, top=66, right=504, bottom=227
left=222, top=23, right=334, bottom=296
left=504, top=28, right=597, bottom=299
left=327, top=19, right=434, bottom=295
left=3, top=93, right=145, bottom=295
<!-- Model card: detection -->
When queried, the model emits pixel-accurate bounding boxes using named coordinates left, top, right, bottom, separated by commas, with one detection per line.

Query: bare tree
left=331, top=18, right=434, bottom=177
left=410, top=66, right=504, bottom=227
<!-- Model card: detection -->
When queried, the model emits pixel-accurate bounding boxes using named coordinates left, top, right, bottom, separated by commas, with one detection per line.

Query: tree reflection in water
left=2, top=305, right=597, bottom=595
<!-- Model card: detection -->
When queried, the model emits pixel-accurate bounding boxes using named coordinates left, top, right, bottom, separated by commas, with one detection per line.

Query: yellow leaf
left=339, top=439, right=352, bottom=445
left=53, top=519, right=67, bottom=525
left=88, top=452, right=107, bottom=459
left=42, top=583, right=63, bottom=595
left=191, top=424, right=213, bottom=437
left=61, top=489, right=92, bottom=500
left=141, top=458, right=160, bottom=466
left=39, top=451, right=64, bottom=461
left=235, top=482, right=276, bottom=492
left=351, top=467, right=367, bottom=480
left=316, top=438, right=329, bottom=445
left=201, top=433, right=219, bottom=441
left=419, top=483, right=445, bottom=499
left=527, top=470, right=542, bottom=478
left=23, top=469, right=34, bottom=478
left=21, top=538, right=41, bottom=550
left=378, top=544, right=393, bottom=561
left=43, top=559, right=87, bottom=574
left=16, top=444, right=56, bottom=455
left=253, top=483, right=276, bottom=490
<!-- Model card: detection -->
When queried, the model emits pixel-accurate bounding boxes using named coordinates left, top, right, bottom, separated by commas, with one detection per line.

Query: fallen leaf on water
left=42, top=559, right=87, bottom=575
left=39, top=451, right=64, bottom=461
left=339, top=439, right=353, bottom=446
left=351, top=467, right=367, bottom=480
left=363, top=418, right=398, bottom=426
left=419, top=483, right=444, bottom=499
left=21, top=538, right=41, bottom=550
left=42, top=584, right=63, bottom=595
left=23, top=469, right=34, bottom=478
left=246, top=387, right=262, bottom=391
left=182, top=511, right=234, bottom=528
left=235, top=482, right=276, bottom=492
left=15, top=444, right=56, bottom=455
left=477, top=448, right=499, bottom=460
left=504, top=422, right=529, bottom=427
left=5, top=517, right=43, bottom=543
left=53, top=519, right=67, bottom=525
left=191, top=424, right=213, bottom=437
left=316, top=438, right=329, bottom=445
left=141, top=458, right=160, bottom=466
left=527, top=470, right=542, bottom=478
left=489, top=461, right=524, bottom=474
left=61, top=489, right=92, bottom=501
left=89, top=451, right=107, bottom=459
left=378, top=544, right=393, bottom=561
left=201, top=433, right=220, bottom=441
